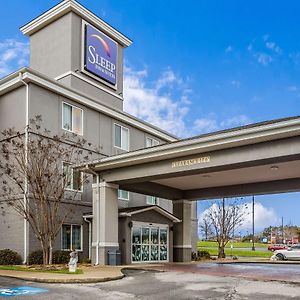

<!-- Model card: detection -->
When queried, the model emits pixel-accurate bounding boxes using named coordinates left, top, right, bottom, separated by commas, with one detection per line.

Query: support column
left=92, top=181, right=119, bottom=265
left=173, top=200, right=192, bottom=262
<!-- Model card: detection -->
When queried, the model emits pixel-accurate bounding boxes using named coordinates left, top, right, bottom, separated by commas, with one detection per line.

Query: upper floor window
left=118, top=189, right=129, bottom=201
left=62, top=102, right=83, bottom=135
left=146, top=137, right=159, bottom=148
left=114, top=123, right=129, bottom=151
left=146, top=196, right=159, bottom=205
left=63, top=162, right=83, bottom=192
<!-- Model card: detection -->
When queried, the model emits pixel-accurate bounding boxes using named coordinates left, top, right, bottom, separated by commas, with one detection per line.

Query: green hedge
left=28, top=250, right=72, bottom=265
left=0, top=249, right=22, bottom=265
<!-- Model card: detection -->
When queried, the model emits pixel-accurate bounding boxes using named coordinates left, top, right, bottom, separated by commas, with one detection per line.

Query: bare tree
left=204, top=198, right=248, bottom=258
left=199, top=217, right=213, bottom=241
left=0, top=116, right=92, bottom=266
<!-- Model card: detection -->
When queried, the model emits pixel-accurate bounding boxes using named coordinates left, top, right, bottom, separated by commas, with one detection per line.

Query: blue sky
left=0, top=0, right=300, bottom=233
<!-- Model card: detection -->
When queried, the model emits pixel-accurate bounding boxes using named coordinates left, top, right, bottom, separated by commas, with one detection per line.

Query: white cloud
left=193, top=118, right=219, bottom=134
left=0, top=39, right=29, bottom=77
left=123, top=66, right=191, bottom=137
left=256, top=53, right=273, bottom=66
left=225, top=46, right=233, bottom=53
left=193, top=114, right=251, bottom=135
left=287, top=85, right=298, bottom=92
left=241, top=202, right=280, bottom=230
left=199, top=201, right=279, bottom=233
left=230, top=80, right=241, bottom=88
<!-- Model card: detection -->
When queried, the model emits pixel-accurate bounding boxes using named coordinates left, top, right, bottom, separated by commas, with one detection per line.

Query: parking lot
left=1, top=263, right=300, bottom=299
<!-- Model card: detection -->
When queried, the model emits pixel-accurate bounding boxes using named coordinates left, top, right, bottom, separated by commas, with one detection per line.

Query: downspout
left=83, top=216, right=92, bottom=260
left=95, top=174, right=100, bottom=265
left=19, top=72, right=29, bottom=264
left=85, top=166, right=100, bottom=265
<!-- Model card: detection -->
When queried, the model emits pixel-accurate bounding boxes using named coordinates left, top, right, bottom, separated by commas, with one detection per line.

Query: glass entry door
left=132, top=224, right=168, bottom=263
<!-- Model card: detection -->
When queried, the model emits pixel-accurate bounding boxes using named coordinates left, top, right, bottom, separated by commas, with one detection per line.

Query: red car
left=268, top=244, right=289, bottom=252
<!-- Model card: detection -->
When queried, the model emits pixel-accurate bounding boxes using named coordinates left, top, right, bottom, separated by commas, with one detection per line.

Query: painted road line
left=0, top=286, right=48, bottom=297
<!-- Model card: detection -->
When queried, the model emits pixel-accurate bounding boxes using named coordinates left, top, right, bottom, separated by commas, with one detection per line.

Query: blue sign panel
left=0, top=286, right=48, bottom=297
left=84, top=24, right=117, bottom=85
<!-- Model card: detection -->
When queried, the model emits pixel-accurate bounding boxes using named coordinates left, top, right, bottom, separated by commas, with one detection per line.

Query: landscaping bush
left=197, top=250, right=211, bottom=260
left=82, top=257, right=91, bottom=264
left=0, top=249, right=22, bottom=265
left=28, top=250, right=43, bottom=265
left=52, top=250, right=71, bottom=264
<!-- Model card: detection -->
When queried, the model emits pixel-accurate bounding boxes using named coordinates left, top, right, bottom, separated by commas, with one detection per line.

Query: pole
left=252, top=196, right=255, bottom=251
left=282, top=217, right=284, bottom=244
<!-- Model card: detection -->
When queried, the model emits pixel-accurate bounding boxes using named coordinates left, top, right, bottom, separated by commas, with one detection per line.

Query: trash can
left=107, top=250, right=116, bottom=265
left=116, top=250, right=121, bottom=265
left=107, top=250, right=122, bottom=265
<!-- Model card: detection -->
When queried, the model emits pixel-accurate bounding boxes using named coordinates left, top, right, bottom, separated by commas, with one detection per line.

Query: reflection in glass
left=151, top=228, right=159, bottom=244
left=142, top=245, right=149, bottom=261
left=132, top=227, right=141, bottom=244
left=151, top=245, right=159, bottom=261
left=142, top=228, right=150, bottom=244
left=132, top=245, right=141, bottom=262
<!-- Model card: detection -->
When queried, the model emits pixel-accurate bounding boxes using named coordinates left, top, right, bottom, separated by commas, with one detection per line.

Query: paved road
left=147, top=262, right=300, bottom=283
left=1, top=266, right=300, bottom=299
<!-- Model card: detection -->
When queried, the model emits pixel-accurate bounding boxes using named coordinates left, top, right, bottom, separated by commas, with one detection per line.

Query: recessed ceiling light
left=270, top=166, right=279, bottom=171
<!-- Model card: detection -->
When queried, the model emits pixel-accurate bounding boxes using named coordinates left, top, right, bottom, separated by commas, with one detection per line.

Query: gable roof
left=119, top=205, right=181, bottom=223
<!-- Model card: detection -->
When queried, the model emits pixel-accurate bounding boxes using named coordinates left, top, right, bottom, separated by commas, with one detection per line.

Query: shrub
left=52, top=250, right=71, bottom=264
left=28, top=250, right=43, bottom=265
left=197, top=250, right=211, bottom=260
left=82, top=257, right=91, bottom=264
left=0, top=249, right=22, bottom=265
left=191, top=252, right=198, bottom=261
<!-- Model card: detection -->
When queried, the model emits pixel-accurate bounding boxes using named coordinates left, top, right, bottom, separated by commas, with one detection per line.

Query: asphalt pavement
left=1, top=266, right=300, bottom=299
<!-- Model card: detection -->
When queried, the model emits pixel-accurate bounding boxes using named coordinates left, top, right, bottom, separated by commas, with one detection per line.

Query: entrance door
left=132, top=224, right=168, bottom=263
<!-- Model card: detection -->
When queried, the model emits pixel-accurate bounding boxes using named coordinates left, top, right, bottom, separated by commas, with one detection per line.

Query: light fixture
left=270, top=165, right=279, bottom=171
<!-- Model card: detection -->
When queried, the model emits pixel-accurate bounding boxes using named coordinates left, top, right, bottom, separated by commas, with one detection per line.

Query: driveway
left=1, top=267, right=300, bottom=299
left=141, top=262, right=300, bottom=283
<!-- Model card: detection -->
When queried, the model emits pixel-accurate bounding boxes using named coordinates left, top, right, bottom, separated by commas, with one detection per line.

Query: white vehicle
left=271, top=244, right=300, bottom=261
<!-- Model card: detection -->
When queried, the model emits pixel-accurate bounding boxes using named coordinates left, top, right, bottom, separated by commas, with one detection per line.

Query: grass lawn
left=199, top=247, right=272, bottom=258
left=198, top=240, right=268, bottom=249
left=0, top=265, right=83, bottom=274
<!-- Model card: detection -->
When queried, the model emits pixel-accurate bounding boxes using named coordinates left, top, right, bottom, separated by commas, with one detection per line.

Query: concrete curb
left=0, top=267, right=126, bottom=284
left=0, top=273, right=125, bottom=284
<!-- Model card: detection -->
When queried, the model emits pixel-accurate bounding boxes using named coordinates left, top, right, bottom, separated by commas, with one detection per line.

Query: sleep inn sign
left=84, top=23, right=117, bottom=85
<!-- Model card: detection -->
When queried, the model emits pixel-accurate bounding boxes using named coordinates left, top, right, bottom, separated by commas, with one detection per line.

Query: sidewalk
left=0, top=266, right=125, bottom=284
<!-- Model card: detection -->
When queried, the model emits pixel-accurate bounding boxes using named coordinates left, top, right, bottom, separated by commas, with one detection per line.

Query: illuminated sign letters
left=84, top=24, right=117, bottom=85
left=171, top=156, right=210, bottom=168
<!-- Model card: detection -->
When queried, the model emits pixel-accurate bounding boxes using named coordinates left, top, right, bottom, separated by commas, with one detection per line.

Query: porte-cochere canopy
left=79, top=116, right=300, bottom=201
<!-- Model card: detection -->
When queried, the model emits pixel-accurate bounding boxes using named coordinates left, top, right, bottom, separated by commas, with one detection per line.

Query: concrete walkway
left=0, top=266, right=125, bottom=283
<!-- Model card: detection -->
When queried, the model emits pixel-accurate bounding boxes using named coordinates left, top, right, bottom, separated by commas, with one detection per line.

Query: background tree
left=0, top=116, right=92, bottom=266
left=204, top=198, right=248, bottom=258
left=199, top=216, right=213, bottom=241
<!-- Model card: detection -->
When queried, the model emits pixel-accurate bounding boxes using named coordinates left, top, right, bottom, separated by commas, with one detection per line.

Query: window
left=63, top=162, right=82, bottom=191
left=146, top=137, right=159, bottom=148
left=62, top=224, right=82, bottom=251
left=114, top=124, right=129, bottom=151
left=146, top=196, right=159, bottom=205
left=118, top=189, right=129, bottom=201
left=62, top=102, right=83, bottom=135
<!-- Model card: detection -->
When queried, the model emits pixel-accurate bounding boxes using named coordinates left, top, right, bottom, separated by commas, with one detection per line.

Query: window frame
left=114, top=123, right=129, bottom=151
left=145, top=137, right=159, bottom=148
left=146, top=195, right=159, bottom=205
left=62, top=162, right=83, bottom=192
left=61, top=224, right=83, bottom=251
left=118, top=189, right=130, bottom=201
left=62, top=102, right=84, bottom=136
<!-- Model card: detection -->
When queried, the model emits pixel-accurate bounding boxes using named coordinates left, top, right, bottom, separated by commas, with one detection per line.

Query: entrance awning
left=78, top=116, right=300, bottom=200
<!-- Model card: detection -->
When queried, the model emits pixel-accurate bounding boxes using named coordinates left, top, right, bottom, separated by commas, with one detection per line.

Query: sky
left=0, top=0, right=300, bottom=235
